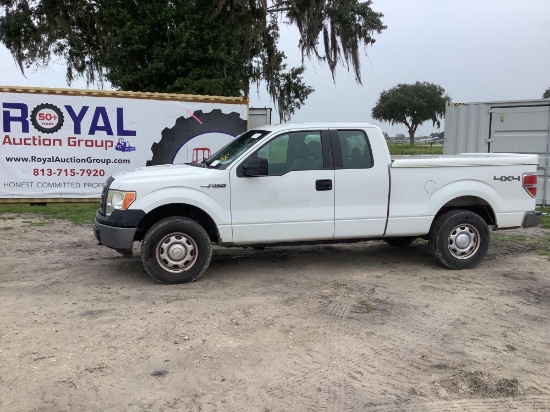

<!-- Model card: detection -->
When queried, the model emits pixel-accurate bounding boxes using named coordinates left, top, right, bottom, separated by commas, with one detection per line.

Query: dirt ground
left=0, top=216, right=549, bottom=412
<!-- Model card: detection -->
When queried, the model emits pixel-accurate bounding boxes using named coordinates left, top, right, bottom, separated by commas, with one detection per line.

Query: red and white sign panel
left=0, top=91, right=247, bottom=198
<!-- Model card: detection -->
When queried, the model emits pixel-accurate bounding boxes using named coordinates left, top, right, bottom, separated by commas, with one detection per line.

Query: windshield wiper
left=185, top=159, right=209, bottom=168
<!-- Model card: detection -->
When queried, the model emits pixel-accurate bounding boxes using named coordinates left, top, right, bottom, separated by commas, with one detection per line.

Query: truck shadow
left=205, top=240, right=434, bottom=282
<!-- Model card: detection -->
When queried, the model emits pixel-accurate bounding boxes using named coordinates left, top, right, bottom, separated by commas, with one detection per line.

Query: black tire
left=146, top=109, right=246, bottom=166
left=428, top=210, right=489, bottom=270
left=141, top=217, right=212, bottom=284
left=384, top=237, right=416, bottom=247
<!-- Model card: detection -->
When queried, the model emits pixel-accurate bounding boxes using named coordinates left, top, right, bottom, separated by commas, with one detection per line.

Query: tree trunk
left=408, top=129, right=415, bottom=146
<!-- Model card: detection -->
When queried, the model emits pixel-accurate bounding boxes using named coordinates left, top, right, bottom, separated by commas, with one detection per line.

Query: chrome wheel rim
left=156, top=232, right=198, bottom=272
left=448, top=224, right=480, bottom=259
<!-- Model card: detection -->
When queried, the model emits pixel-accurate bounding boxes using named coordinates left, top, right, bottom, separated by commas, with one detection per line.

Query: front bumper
left=94, top=221, right=137, bottom=250
left=94, top=209, right=145, bottom=251
left=522, top=211, right=541, bottom=228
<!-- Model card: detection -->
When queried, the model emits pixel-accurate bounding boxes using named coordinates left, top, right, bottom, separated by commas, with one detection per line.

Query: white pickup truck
left=94, top=123, right=540, bottom=284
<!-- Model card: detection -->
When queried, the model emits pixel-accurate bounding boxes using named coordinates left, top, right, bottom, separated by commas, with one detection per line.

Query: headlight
left=105, top=190, right=136, bottom=216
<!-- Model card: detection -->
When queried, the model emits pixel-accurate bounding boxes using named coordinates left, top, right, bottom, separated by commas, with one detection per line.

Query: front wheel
left=141, top=217, right=212, bottom=284
left=429, top=210, right=489, bottom=270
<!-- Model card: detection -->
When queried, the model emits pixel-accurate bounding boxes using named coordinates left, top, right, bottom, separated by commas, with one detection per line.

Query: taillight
left=522, top=173, right=537, bottom=198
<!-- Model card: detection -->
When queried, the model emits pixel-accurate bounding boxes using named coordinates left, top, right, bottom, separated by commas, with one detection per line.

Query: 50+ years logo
left=30, top=103, right=64, bottom=134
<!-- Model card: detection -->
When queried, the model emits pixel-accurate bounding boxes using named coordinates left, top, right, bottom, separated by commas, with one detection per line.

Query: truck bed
left=391, top=153, right=539, bottom=168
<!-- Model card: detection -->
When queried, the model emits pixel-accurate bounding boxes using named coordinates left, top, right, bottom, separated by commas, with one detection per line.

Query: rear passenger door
left=331, top=128, right=390, bottom=238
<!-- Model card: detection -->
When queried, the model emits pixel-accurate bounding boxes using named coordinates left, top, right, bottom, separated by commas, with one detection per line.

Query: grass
left=0, top=203, right=99, bottom=225
left=491, top=234, right=529, bottom=244
left=535, top=235, right=550, bottom=257
left=491, top=231, right=550, bottom=258
left=539, top=206, right=550, bottom=229
left=538, top=249, right=550, bottom=257
left=388, top=142, right=444, bottom=155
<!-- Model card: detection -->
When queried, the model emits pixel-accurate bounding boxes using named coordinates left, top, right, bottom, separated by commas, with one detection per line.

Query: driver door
left=230, top=130, right=335, bottom=243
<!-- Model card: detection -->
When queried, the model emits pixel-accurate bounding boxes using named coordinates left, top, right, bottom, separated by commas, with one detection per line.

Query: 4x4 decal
left=493, top=176, right=520, bottom=182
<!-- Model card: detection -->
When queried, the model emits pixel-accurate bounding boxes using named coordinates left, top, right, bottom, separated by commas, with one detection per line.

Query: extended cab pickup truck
left=94, top=123, right=540, bottom=284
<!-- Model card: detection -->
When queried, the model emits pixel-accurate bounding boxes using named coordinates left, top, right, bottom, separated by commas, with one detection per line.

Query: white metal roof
left=449, top=98, right=549, bottom=106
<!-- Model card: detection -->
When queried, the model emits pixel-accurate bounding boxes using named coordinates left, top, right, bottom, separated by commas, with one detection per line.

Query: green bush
left=387, top=142, right=443, bottom=155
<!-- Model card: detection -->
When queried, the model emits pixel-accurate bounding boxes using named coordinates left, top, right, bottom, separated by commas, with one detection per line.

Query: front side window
left=338, top=130, right=373, bottom=169
left=252, top=131, right=323, bottom=176
left=205, top=130, right=270, bottom=169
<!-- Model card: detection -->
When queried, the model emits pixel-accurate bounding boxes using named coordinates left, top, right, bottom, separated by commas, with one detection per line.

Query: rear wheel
left=141, top=217, right=212, bottom=284
left=429, top=210, right=489, bottom=269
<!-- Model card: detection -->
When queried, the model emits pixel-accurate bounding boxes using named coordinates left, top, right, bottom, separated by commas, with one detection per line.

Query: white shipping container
left=444, top=99, right=550, bottom=205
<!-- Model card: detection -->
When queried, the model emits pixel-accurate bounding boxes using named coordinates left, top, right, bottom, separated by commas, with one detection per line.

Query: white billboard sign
left=0, top=89, right=247, bottom=198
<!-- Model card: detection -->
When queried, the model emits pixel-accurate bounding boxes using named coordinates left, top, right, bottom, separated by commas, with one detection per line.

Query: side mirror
left=242, top=157, right=268, bottom=177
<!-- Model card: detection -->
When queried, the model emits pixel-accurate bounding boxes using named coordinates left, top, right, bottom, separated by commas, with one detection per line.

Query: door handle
left=316, top=179, right=332, bottom=191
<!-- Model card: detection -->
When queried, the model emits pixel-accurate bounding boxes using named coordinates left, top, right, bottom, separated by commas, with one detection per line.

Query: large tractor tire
left=146, top=109, right=246, bottom=166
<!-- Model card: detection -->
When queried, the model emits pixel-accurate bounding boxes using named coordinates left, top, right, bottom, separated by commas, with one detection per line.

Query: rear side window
left=338, top=130, right=373, bottom=169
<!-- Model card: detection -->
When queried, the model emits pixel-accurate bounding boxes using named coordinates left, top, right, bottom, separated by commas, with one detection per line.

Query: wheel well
left=136, top=204, right=219, bottom=243
left=434, top=196, right=496, bottom=227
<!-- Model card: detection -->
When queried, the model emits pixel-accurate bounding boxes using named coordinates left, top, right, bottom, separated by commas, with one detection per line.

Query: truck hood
left=109, top=164, right=227, bottom=189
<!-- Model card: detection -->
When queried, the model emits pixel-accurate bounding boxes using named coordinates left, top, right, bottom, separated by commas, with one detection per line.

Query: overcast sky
left=1, top=0, right=549, bottom=136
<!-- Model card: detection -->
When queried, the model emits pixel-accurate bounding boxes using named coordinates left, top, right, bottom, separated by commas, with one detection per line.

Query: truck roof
left=252, top=123, right=377, bottom=132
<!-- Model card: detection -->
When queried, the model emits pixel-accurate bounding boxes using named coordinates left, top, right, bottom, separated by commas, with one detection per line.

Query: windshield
left=205, top=130, right=270, bottom=169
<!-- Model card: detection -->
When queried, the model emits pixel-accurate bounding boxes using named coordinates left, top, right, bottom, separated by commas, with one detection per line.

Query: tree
left=543, top=87, right=550, bottom=99
left=0, top=0, right=386, bottom=122
left=98, top=1, right=246, bottom=96
left=371, top=82, right=450, bottom=145
left=272, top=66, right=314, bottom=123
